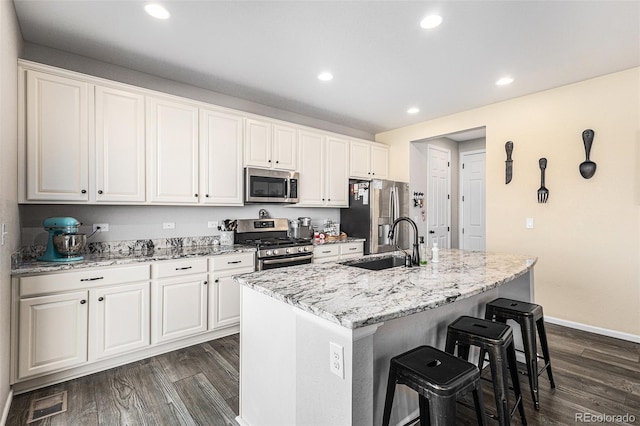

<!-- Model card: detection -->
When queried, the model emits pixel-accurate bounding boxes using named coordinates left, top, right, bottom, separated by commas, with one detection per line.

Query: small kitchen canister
left=219, top=231, right=234, bottom=246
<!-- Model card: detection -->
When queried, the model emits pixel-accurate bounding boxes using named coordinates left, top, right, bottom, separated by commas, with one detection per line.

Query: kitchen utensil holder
left=219, top=231, right=234, bottom=246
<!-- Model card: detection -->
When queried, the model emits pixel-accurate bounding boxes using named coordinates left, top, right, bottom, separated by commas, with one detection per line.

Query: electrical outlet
left=163, top=222, right=176, bottom=230
left=1, top=223, right=6, bottom=246
left=329, top=342, right=344, bottom=379
left=93, top=223, right=109, bottom=233
left=208, top=221, right=219, bottom=229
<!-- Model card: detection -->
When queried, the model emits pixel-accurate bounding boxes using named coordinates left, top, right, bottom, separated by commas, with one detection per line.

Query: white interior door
left=427, top=145, right=451, bottom=248
left=461, top=150, right=486, bottom=251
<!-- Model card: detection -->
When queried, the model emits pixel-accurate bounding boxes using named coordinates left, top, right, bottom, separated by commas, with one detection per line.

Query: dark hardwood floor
left=6, top=323, right=640, bottom=425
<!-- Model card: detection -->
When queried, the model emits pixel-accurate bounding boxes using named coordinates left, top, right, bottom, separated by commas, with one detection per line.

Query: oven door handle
left=262, top=254, right=314, bottom=265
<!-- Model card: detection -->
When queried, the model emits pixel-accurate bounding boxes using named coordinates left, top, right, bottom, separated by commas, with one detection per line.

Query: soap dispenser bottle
left=431, top=242, right=439, bottom=263
left=419, top=236, right=428, bottom=265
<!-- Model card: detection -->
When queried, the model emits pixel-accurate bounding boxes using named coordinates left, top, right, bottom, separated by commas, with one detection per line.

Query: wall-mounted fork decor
left=537, top=158, right=549, bottom=203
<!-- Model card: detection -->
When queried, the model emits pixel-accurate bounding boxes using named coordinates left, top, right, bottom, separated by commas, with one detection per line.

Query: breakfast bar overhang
left=235, top=249, right=536, bottom=426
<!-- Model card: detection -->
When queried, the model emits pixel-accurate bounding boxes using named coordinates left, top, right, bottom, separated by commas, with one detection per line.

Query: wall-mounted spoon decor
left=537, top=158, right=549, bottom=203
left=579, top=129, right=596, bottom=179
left=505, top=141, right=514, bottom=184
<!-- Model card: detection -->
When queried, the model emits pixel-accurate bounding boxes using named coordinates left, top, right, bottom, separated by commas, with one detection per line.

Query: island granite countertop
left=235, top=249, right=537, bottom=329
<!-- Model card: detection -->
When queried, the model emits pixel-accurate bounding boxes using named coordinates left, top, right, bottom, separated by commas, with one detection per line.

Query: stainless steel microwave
left=244, top=167, right=299, bottom=204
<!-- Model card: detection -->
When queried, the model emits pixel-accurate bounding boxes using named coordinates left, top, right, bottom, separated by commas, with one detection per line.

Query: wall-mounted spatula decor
left=579, top=129, right=597, bottom=179
left=537, top=158, right=549, bottom=203
left=505, top=141, right=514, bottom=184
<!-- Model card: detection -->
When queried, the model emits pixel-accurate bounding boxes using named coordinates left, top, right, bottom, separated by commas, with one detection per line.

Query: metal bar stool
left=445, top=316, right=527, bottom=426
left=382, top=345, right=486, bottom=426
left=485, top=298, right=556, bottom=410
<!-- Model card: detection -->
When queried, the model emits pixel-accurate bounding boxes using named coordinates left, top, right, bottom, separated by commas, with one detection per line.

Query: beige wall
left=377, top=68, right=640, bottom=336
left=0, top=0, right=23, bottom=418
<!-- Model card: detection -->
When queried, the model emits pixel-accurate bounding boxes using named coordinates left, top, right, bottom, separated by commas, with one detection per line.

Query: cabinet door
left=147, top=97, right=199, bottom=204
left=209, top=268, right=252, bottom=330
left=152, top=275, right=208, bottom=344
left=272, top=124, right=297, bottom=170
left=297, top=130, right=325, bottom=206
left=244, top=118, right=272, bottom=168
left=200, top=108, right=244, bottom=205
left=325, top=137, right=349, bottom=207
left=18, top=291, right=88, bottom=379
left=349, top=140, right=372, bottom=180
left=95, top=86, right=146, bottom=202
left=25, top=70, right=89, bottom=201
left=371, top=144, right=389, bottom=179
left=90, top=282, right=150, bottom=361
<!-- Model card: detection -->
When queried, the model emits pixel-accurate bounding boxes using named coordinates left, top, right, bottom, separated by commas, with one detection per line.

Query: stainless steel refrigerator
left=340, top=179, right=410, bottom=255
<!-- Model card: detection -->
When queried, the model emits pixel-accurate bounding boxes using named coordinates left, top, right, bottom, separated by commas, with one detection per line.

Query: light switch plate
left=163, top=222, right=176, bottom=229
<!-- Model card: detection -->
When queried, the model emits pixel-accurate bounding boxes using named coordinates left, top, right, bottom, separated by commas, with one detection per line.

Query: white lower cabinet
left=18, top=291, right=89, bottom=379
left=313, top=242, right=364, bottom=264
left=209, top=252, right=255, bottom=330
left=151, top=259, right=208, bottom=344
left=89, top=282, right=150, bottom=361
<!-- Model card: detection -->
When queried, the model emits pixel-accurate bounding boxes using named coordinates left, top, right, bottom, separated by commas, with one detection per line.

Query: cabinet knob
left=322, top=198, right=325, bottom=201
left=81, top=189, right=87, bottom=194
left=215, top=279, right=219, bottom=283
left=372, top=173, right=375, bottom=176
left=98, top=297, right=104, bottom=302
left=205, top=194, right=209, bottom=198
left=367, top=172, right=371, bottom=175
left=276, top=160, right=279, bottom=164
left=98, top=190, right=103, bottom=195
left=80, top=299, right=87, bottom=304
left=194, top=194, right=198, bottom=197
left=203, top=281, right=208, bottom=285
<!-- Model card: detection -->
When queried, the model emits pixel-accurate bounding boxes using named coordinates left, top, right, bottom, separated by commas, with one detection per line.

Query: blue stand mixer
left=39, top=217, right=86, bottom=262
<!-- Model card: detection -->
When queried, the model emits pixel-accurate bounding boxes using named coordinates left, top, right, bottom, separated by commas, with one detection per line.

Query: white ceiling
left=13, top=1, right=640, bottom=135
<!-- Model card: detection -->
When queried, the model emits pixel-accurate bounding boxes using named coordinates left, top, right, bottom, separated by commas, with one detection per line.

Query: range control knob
left=273, top=249, right=280, bottom=255
left=298, top=247, right=304, bottom=252
left=286, top=248, right=291, bottom=254
left=266, top=250, right=273, bottom=256
left=303, top=246, right=309, bottom=252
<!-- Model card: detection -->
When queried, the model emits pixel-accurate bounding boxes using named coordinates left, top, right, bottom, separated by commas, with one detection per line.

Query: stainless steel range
left=235, top=218, right=314, bottom=271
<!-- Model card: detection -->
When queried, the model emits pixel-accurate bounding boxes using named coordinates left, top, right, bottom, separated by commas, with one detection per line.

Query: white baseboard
left=1, top=389, right=13, bottom=426
left=545, top=316, right=640, bottom=344
left=235, top=415, right=249, bottom=426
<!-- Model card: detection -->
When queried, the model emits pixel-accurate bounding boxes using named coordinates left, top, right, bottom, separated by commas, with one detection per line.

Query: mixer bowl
left=53, top=234, right=87, bottom=256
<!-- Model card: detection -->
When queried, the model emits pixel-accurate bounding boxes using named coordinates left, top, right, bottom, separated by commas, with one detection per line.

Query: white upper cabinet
left=245, top=118, right=297, bottom=171
left=325, top=136, right=349, bottom=207
left=146, top=96, right=200, bottom=204
left=200, top=108, right=244, bottom=205
left=297, top=130, right=325, bottom=206
left=25, top=70, right=89, bottom=201
left=297, top=131, right=349, bottom=208
left=349, top=140, right=389, bottom=180
left=95, top=86, right=146, bottom=202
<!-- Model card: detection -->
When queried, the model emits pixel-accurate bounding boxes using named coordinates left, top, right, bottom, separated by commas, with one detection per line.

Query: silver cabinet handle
left=80, top=277, right=104, bottom=282
left=262, top=254, right=313, bottom=265
left=175, top=266, right=193, bottom=271
left=227, top=260, right=242, bottom=264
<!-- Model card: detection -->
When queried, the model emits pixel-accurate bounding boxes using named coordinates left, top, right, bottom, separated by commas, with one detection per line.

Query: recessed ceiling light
left=496, top=76, right=514, bottom=86
left=407, top=107, right=420, bottom=114
left=145, top=4, right=170, bottom=20
left=420, top=15, right=443, bottom=29
left=317, top=72, right=333, bottom=82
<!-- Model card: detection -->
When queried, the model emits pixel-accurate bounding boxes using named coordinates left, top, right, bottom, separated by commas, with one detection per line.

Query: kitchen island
left=235, top=249, right=536, bottom=426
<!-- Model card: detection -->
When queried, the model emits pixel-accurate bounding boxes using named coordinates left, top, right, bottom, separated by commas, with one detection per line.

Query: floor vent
left=27, top=391, right=67, bottom=423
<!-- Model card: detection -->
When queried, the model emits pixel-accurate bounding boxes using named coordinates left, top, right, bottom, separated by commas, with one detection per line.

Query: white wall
left=0, top=0, right=23, bottom=419
left=20, top=204, right=340, bottom=247
left=377, top=68, right=640, bottom=337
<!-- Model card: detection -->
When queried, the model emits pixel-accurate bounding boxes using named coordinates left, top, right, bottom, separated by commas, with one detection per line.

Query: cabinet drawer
left=20, top=264, right=150, bottom=297
left=339, top=242, right=363, bottom=256
left=152, top=258, right=208, bottom=279
left=314, top=245, right=340, bottom=258
left=209, top=252, right=255, bottom=272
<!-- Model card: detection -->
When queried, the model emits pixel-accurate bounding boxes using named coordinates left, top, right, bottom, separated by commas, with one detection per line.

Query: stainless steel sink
left=341, top=256, right=406, bottom=271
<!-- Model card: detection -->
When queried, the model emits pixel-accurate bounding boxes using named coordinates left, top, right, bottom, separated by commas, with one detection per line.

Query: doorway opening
left=409, top=127, right=486, bottom=249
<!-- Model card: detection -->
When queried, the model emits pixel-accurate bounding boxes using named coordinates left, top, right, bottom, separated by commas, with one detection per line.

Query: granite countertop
left=312, top=237, right=365, bottom=246
left=12, top=245, right=256, bottom=276
left=235, top=249, right=537, bottom=329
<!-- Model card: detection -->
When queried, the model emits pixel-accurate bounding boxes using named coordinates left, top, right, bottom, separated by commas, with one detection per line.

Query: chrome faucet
left=388, top=217, right=420, bottom=266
